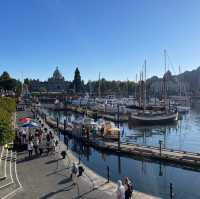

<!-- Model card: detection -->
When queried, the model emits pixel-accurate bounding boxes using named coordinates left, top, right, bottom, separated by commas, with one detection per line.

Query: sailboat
left=129, top=52, right=178, bottom=126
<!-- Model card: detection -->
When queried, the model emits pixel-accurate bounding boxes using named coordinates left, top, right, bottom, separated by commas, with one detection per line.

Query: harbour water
left=65, top=137, right=200, bottom=199
left=43, top=102, right=200, bottom=199
left=45, top=102, right=200, bottom=153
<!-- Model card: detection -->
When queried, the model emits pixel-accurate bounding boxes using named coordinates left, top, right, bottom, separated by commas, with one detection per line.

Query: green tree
left=0, top=72, right=22, bottom=94
left=0, top=97, right=16, bottom=145
left=0, top=71, right=11, bottom=80
left=73, top=67, right=82, bottom=93
left=0, top=120, right=15, bottom=145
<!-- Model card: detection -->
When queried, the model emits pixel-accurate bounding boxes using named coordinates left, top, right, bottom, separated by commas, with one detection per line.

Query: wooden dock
left=42, top=115, right=200, bottom=168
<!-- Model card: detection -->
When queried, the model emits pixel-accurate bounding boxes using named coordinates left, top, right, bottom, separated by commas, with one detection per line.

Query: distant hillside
left=146, top=66, right=200, bottom=96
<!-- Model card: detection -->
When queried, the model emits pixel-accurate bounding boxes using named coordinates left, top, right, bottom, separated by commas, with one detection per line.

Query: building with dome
left=47, top=67, right=66, bottom=91
left=28, top=67, right=69, bottom=92
left=49, top=67, right=65, bottom=81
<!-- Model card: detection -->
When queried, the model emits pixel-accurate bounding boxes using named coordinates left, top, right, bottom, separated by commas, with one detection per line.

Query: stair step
left=0, top=152, right=22, bottom=199
left=0, top=150, right=13, bottom=189
left=0, top=148, right=8, bottom=180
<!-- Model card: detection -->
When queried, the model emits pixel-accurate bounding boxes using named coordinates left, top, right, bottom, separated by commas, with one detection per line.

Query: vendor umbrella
left=19, top=117, right=32, bottom=123
left=22, top=122, right=40, bottom=128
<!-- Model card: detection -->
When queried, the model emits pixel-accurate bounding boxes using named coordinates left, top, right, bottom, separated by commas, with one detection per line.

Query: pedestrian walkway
left=14, top=109, right=116, bottom=199
left=14, top=147, right=116, bottom=199
left=38, top=113, right=161, bottom=199
left=11, top=108, right=161, bottom=199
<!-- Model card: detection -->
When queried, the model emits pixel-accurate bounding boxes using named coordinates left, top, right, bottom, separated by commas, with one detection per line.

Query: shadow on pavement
left=45, top=158, right=63, bottom=165
left=75, top=182, right=108, bottom=199
left=46, top=166, right=71, bottom=177
left=39, top=184, right=74, bottom=199
left=58, top=177, right=72, bottom=184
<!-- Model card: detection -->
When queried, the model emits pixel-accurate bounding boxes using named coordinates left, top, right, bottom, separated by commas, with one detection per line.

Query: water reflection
left=44, top=105, right=200, bottom=153
left=63, top=135, right=200, bottom=199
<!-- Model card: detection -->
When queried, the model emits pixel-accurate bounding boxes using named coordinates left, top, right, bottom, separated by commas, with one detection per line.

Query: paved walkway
left=14, top=109, right=161, bottom=199
left=14, top=109, right=116, bottom=199
left=15, top=150, right=116, bottom=199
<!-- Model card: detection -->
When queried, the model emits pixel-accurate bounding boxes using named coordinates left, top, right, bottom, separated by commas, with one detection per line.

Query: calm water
left=45, top=102, right=200, bottom=153
left=42, top=103, right=200, bottom=199
left=63, top=136, right=200, bottom=199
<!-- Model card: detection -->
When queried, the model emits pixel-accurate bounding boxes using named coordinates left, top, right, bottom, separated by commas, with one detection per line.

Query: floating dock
left=40, top=114, right=200, bottom=168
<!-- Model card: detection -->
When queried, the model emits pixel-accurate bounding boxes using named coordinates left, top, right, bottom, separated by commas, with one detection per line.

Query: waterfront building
left=28, top=67, right=70, bottom=92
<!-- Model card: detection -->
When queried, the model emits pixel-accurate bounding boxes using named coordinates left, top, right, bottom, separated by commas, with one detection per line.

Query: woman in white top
left=28, top=141, right=33, bottom=158
left=116, top=180, right=125, bottom=199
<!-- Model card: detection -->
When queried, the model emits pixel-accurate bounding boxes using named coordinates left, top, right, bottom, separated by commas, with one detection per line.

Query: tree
left=0, top=119, right=15, bottom=145
left=0, top=72, right=22, bottom=95
left=0, top=97, right=16, bottom=145
left=73, top=67, right=82, bottom=93
left=0, top=71, right=11, bottom=80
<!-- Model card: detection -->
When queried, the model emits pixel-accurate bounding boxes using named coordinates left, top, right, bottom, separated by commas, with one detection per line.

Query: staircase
left=0, top=146, right=22, bottom=199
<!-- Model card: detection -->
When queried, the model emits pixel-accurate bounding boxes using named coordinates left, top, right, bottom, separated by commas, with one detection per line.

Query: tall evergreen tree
left=73, top=67, right=82, bottom=93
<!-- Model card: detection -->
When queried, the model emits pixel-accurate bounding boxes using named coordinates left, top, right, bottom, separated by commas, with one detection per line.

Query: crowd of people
left=15, top=124, right=58, bottom=158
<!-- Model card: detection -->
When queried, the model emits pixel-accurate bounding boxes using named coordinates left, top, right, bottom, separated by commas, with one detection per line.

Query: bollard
left=118, top=130, right=121, bottom=152
left=56, top=117, right=59, bottom=129
left=159, top=140, right=162, bottom=156
left=107, top=166, right=110, bottom=183
left=79, top=154, right=81, bottom=164
left=170, top=183, right=173, bottom=199
left=64, top=119, right=66, bottom=131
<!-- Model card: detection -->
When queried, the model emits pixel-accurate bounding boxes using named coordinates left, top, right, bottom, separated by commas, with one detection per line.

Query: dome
left=52, top=67, right=64, bottom=80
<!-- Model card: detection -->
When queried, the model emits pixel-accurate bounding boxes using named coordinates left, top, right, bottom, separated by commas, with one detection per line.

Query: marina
left=38, top=109, right=200, bottom=168
left=36, top=107, right=200, bottom=199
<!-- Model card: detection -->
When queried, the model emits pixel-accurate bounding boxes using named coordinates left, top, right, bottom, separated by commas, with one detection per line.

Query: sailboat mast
left=139, top=71, right=142, bottom=107
left=135, top=74, right=137, bottom=98
left=164, top=49, right=167, bottom=107
left=144, top=59, right=147, bottom=110
left=179, top=65, right=182, bottom=96
left=98, top=72, right=101, bottom=97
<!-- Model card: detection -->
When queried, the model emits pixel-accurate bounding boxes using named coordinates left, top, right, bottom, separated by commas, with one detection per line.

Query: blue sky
left=0, top=0, right=200, bottom=82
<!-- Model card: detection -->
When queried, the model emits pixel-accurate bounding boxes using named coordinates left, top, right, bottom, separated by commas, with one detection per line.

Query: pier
left=39, top=113, right=200, bottom=169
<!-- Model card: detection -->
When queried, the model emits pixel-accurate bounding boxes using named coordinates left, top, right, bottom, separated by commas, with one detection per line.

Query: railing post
left=170, top=183, right=173, bottom=199
left=107, top=166, right=110, bottom=183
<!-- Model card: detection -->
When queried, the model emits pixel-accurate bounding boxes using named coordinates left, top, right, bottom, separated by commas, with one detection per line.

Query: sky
left=0, top=0, right=200, bottom=82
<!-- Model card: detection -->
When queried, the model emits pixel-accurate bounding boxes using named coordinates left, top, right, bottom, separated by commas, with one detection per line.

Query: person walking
left=124, top=177, right=133, bottom=199
left=78, top=165, right=84, bottom=177
left=70, top=162, right=78, bottom=185
left=38, top=140, right=44, bottom=156
left=28, top=141, right=33, bottom=158
left=33, top=136, right=39, bottom=155
left=116, top=180, right=125, bottom=199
